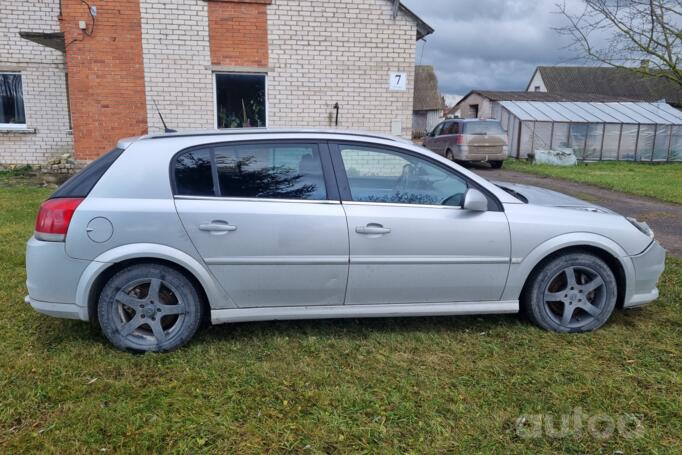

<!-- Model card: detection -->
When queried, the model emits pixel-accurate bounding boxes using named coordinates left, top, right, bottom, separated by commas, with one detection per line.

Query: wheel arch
left=76, top=243, right=235, bottom=325
left=503, top=233, right=634, bottom=308
left=519, top=245, right=627, bottom=310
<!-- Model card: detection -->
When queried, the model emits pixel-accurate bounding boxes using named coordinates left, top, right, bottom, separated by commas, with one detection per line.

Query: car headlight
left=627, top=217, right=654, bottom=238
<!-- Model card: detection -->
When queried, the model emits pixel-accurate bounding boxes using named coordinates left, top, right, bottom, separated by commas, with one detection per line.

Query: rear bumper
left=24, top=295, right=87, bottom=320
left=25, top=236, right=91, bottom=321
left=624, top=241, right=666, bottom=308
left=452, top=146, right=507, bottom=162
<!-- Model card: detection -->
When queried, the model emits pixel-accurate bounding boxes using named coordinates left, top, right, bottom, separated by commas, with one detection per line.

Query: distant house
left=412, top=65, right=443, bottom=136
left=527, top=66, right=682, bottom=109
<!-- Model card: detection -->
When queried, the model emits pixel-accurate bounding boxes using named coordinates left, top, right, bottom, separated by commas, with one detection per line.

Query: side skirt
left=211, top=300, right=519, bottom=324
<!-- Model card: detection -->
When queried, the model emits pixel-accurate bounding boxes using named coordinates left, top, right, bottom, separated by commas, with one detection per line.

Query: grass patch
left=1, top=185, right=681, bottom=453
left=505, top=160, right=682, bottom=205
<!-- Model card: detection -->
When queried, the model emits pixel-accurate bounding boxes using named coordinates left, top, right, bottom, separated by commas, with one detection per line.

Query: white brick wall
left=267, top=0, right=417, bottom=137
left=0, top=1, right=73, bottom=165
left=140, top=0, right=214, bottom=133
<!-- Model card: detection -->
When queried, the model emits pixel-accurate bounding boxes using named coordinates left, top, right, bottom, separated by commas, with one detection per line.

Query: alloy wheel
left=543, top=265, right=606, bottom=328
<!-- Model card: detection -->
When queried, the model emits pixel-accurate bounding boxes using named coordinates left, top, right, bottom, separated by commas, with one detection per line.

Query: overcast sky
left=401, top=0, right=581, bottom=95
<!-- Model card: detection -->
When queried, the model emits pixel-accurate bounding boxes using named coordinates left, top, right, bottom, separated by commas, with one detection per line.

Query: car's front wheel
left=523, top=252, right=617, bottom=332
left=97, top=264, right=203, bottom=352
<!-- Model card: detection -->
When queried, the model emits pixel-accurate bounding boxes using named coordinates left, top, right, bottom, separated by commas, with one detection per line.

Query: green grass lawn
left=1, top=178, right=681, bottom=453
left=505, top=160, right=682, bottom=205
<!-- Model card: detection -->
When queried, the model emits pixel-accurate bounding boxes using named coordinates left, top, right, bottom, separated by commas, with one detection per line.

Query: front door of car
left=423, top=122, right=445, bottom=155
left=330, top=142, right=511, bottom=305
left=173, top=141, right=349, bottom=308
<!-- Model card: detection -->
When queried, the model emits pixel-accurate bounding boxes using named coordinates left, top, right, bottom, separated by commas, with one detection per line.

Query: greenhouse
left=492, top=101, right=682, bottom=161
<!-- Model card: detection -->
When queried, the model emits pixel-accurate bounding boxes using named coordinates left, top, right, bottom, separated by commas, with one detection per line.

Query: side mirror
left=462, top=188, right=488, bottom=212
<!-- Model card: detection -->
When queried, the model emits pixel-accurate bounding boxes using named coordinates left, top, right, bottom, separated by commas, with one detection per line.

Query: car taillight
left=455, top=134, right=464, bottom=145
left=34, top=198, right=84, bottom=242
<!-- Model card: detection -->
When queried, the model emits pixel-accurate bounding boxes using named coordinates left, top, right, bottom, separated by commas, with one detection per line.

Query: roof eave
left=19, top=32, right=65, bottom=53
left=398, top=3, right=434, bottom=40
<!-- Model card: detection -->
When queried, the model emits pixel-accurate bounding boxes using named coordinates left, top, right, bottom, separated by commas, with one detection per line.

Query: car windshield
left=463, top=122, right=504, bottom=135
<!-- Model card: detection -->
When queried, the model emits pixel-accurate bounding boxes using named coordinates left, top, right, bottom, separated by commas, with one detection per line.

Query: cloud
left=403, top=0, right=583, bottom=94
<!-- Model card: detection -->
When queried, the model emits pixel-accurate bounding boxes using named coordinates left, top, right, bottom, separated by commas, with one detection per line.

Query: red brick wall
left=60, top=0, right=148, bottom=160
left=208, top=0, right=271, bottom=68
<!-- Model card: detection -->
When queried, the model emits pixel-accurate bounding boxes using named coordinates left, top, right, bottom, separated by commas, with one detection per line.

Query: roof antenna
left=152, top=98, right=177, bottom=133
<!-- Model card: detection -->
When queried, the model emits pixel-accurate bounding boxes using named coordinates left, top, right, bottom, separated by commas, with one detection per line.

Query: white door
left=173, top=141, right=349, bottom=308
left=332, top=143, right=511, bottom=305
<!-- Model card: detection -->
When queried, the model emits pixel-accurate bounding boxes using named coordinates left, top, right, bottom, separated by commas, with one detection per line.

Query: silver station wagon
left=26, top=129, right=665, bottom=352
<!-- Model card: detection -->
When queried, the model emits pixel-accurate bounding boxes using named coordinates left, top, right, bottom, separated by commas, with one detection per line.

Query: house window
left=0, top=73, right=26, bottom=128
left=215, top=73, right=266, bottom=129
left=534, top=85, right=541, bottom=92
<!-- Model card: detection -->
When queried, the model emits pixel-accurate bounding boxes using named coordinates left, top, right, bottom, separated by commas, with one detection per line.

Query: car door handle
left=355, top=224, right=391, bottom=235
left=199, top=222, right=238, bottom=233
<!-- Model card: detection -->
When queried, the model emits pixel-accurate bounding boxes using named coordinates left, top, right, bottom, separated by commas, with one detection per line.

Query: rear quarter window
left=174, top=149, right=215, bottom=196
left=50, top=147, right=124, bottom=199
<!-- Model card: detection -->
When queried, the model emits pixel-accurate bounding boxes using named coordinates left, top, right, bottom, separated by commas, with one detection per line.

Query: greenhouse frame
left=491, top=101, right=682, bottom=161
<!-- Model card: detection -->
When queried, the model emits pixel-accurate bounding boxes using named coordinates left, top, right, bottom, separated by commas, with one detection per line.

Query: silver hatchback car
left=26, top=130, right=665, bottom=352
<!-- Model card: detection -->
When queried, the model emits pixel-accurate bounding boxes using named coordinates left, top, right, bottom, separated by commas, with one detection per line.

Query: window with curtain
left=0, top=73, right=26, bottom=126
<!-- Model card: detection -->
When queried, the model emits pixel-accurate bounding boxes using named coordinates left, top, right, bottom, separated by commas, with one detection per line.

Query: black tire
left=489, top=160, right=504, bottom=169
left=98, top=264, right=203, bottom=352
left=522, top=252, right=617, bottom=333
left=446, top=150, right=455, bottom=161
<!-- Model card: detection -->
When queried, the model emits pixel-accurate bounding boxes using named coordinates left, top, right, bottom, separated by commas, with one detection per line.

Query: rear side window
left=50, top=147, right=124, bottom=199
left=463, top=121, right=504, bottom=135
left=175, top=149, right=215, bottom=196
left=444, top=122, right=460, bottom=135
left=173, top=143, right=327, bottom=200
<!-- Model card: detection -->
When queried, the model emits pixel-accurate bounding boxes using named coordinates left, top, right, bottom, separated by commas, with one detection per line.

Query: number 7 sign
left=389, top=72, right=407, bottom=91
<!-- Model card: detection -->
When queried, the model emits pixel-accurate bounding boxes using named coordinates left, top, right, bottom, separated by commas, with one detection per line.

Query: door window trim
left=328, top=141, right=503, bottom=212
left=170, top=139, right=341, bottom=202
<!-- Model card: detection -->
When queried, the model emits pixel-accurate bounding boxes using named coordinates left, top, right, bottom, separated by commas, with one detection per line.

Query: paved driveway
left=472, top=166, right=682, bottom=257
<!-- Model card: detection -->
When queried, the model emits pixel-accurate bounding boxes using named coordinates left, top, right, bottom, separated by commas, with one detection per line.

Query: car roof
left=117, top=128, right=412, bottom=149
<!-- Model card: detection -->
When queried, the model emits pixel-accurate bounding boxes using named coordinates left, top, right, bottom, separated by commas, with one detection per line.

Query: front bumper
left=624, top=240, right=666, bottom=308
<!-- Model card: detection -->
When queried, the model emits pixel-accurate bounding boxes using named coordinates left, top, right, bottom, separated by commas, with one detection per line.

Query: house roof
left=530, top=66, right=682, bottom=107
left=413, top=65, right=442, bottom=111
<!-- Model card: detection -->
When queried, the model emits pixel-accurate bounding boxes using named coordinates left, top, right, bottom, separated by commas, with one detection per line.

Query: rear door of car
left=173, top=140, right=349, bottom=308
left=329, top=141, right=511, bottom=305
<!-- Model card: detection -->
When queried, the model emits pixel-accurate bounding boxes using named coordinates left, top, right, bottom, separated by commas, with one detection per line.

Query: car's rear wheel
left=446, top=150, right=455, bottom=161
left=98, top=264, right=203, bottom=352
left=523, top=252, right=617, bottom=332
left=489, top=160, right=504, bottom=169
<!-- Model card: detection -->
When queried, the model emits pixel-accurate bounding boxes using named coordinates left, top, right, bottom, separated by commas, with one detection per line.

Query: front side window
left=215, top=74, right=266, bottom=129
left=0, top=73, right=26, bottom=127
left=215, top=144, right=326, bottom=200
left=339, top=146, right=468, bottom=206
left=431, top=123, right=444, bottom=137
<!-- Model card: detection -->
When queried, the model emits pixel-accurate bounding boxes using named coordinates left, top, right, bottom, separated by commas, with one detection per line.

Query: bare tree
left=557, top=0, right=682, bottom=87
